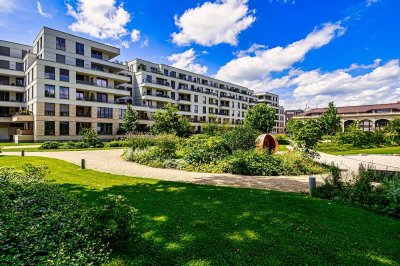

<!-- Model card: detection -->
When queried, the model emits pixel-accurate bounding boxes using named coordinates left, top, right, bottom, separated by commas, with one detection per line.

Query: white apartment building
left=255, top=92, right=285, bottom=133
left=0, top=27, right=280, bottom=142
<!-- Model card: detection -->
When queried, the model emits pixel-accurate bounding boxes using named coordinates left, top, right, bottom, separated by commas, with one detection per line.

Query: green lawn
left=1, top=147, right=125, bottom=152
left=0, top=142, right=37, bottom=146
left=1, top=156, right=399, bottom=265
left=319, top=146, right=400, bottom=155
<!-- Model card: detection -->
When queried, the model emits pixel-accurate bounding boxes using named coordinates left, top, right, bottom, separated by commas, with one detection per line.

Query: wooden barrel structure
left=255, top=134, right=279, bottom=154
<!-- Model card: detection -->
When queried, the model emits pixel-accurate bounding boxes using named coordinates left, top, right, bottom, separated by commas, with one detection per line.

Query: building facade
left=255, top=92, right=285, bottom=133
left=284, top=109, right=303, bottom=124
left=293, top=102, right=400, bottom=131
left=0, top=27, right=271, bottom=142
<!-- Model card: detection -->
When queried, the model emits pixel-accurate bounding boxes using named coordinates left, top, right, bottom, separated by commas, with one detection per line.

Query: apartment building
left=0, top=27, right=264, bottom=142
left=284, top=109, right=303, bottom=124
left=255, top=92, right=285, bottom=133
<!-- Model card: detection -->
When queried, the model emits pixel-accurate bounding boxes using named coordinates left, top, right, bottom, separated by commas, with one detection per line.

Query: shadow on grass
left=58, top=181, right=400, bottom=265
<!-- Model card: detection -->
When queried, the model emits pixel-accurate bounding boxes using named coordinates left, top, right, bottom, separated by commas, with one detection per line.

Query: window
left=97, top=123, right=113, bottom=135
left=91, top=63, right=103, bottom=71
left=0, top=91, right=10, bottom=101
left=170, top=71, right=176, bottom=78
left=171, top=81, right=175, bottom=89
left=76, top=122, right=91, bottom=135
left=97, top=93, right=108, bottom=103
left=171, top=92, right=175, bottom=100
left=0, top=60, right=10, bottom=70
left=56, top=37, right=66, bottom=51
left=0, top=46, right=10, bottom=57
left=203, top=106, right=206, bottom=114
left=76, top=91, right=84, bottom=101
left=76, top=58, right=84, bottom=67
left=15, top=93, right=23, bottom=102
left=56, top=54, right=65, bottom=64
left=15, top=63, right=23, bottom=71
left=194, top=105, right=198, bottom=113
left=0, top=76, right=9, bottom=85
left=60, top=104, right=69, bottom=117
left=97, top=107, right=113, bottom=118
left=44, top=103, right=55, bottom=116
left=60, top=122, right=69, bottom=135
left=44, top=84, right=55, bottom=98
left=194, top=95, right=198, bottom=102
left=203, top=96, right=206, bottom=104
left=91, top=50, right=102, bottom=59
left=164, top=69, right=169, bottom=76
left=119, top=109, right=125, bottom=119
left=16, top=77, right=24, bottom=87
left=45, top=121, right=55, bottom=135
left=145, top=75, right=152, bottom=83
left=59, top=69, right=69, bottom=82
left=59, top=86, right=69, bottom=99
left=76, top=43, right=84, bottom=55
left=96, top=78, right=108, bottom=88
left=44, top=66, right=55, bottom=80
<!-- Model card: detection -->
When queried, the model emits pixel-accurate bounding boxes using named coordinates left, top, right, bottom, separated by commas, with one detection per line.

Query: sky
left=0, top=0, right=399, bottom=110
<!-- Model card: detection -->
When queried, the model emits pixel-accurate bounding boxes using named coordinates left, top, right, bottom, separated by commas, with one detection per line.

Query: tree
left=385, top=118, right=400, bottom=134
left=150, top=103, right=191, bottom=137
left=244, top=103, right=276, bottom=133
left=80, top=128, right=101, bottom=147
left=202, top=115, right=230, bottom=136
left=320, top=102, right=341, bottom=142
left=285, top=119, right=303, bottom=135
left=293, top=119, right=324, bottom=150
left=122, top=104, right=140, bottom=133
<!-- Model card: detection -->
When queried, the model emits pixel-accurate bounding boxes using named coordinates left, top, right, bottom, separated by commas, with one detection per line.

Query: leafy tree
left=293, top=119, right=324, bottom=150
left=244, top=103, right=276, bottom=133
left=320, top=102, right=341, bottom=141
left=80, top=128, right=101, bottom=147
left=285, top=119, right=304, bottom=135
left=150, top=103, right=191, bottom=137
left=122, top=104, right=140, bottom=133
left=385, top=118, right=400, bottom=134
left=202, top=115, right=230, bottom=136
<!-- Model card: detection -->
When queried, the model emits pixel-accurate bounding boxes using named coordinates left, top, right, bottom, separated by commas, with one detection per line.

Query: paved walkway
left=2, top=149, right=325, bottom=193
left=316, top=152, right=400, bottom=174
left=2, top=145, right=40, bottom=149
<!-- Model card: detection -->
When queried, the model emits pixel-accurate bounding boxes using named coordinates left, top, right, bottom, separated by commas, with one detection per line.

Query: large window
left=59, top=69, right=69, bottom=82
left=97, top=107, right=113, bottom=118
left=56, top=54, right=65, bottom=64
left=76, top=58, right=84, bottom=68
left=44, top=84, right=55, bottom=98
left=96, top=78, right=108, bottom=88
left=76, top=43, right=84, bottom=55
left=97, top=123, right=112, bottom=135
left=59, top=86, right=69, bottom=99
left=0, top=76, right=9, bottom=85
left=56, top=37, right=66, bottom=51
left=76, top=122, right=91, bottom=135
left=60, top=122, right=69, bottom=135
left=60, top=104, right=69, bottom=117
left=44, top=66, right=55, bottom=80
left=91, top=50, right=102, bottom=59
left=97, top=93, right=108, bottom=103
left=15, top=77, right=24, bottom=87
left=45, top=121, right=55, bottom=135
left=119, top=109, right=125, bottom=119
left=0, top=60, right=10, bottom=70
left=0, top=91, right=10, bottom=101
left=16, top=93, right=23, bottom=102
left=44, top=103, right=55, bottom=116
left=76, top=91, right=84, bottom=101
left=0, top=46, right=10, bottom=57
left=15, top=63, right=23, bottom=71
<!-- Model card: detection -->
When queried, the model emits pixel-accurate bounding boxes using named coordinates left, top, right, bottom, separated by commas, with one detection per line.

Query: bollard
left=21, top=150, right=25, bottom=156
left=81, top=159, right=85, bottom=169
left=309, top=176, right=316, bottom=195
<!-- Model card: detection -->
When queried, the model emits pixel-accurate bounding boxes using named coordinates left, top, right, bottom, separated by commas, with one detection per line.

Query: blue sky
left=0, top=0, right=399, bottom=109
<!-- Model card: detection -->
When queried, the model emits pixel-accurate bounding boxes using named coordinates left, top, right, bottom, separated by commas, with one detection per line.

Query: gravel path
left=2, top=149, right=325, bottom=193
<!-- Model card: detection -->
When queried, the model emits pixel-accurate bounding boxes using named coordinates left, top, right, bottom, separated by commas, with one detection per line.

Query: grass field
left=0, top=142, right=37, bottom=146
left=1, top=147, right=124, bottom=152
left=0, top=155, right=399, bottom=265
left=318, top=146, right=400, bottom=155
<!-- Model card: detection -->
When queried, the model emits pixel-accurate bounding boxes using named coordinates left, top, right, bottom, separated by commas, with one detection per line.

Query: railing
left=76, top=113, right=91, bottom=117
left=0, top=113, right=13, bottom=117
left=0, top=82, right=24, bottom=87
left=76, top=79, right=115, bottom=89
left=17, top=129, right=33, bottom=135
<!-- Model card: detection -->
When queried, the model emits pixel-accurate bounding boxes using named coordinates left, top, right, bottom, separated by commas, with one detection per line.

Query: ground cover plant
left=0, top=156, right=399, bottom=265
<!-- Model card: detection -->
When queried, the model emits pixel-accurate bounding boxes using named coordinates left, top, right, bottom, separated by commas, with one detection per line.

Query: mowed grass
left=0, top=142, right=37, bottom=146
left=0, top=156, right=399, bottom=265
left=1, top=146, right=125, bottom=152
left=320, top=146, right=400, bottom=155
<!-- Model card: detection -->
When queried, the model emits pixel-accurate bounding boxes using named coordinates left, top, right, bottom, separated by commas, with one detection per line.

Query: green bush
left=275, top=134, right=290, bottom=145
left=39, top=141, right=60, bottom=150
left=80, top=128, right=104, bottom=148
left=104, top=140, right=130, bottom=148
left=222, top=150, right=285, bottom=176
left=278, top=151, right=327, bottom=175
left=59, top=141, right=77, bottom=149
left=153, top=134, right=180, bottom=159
left=183, top=135, right=231, bottom=164
left=222, top=125, right=261, bottom=151
left=126, top=134, right=156, bottom=151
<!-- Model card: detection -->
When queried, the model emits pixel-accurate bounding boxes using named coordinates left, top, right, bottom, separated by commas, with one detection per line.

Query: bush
left=153, top=134, right=180, bottom=159
left=278, top=151, right=327, bottom=175
left=59, top=141, right=77, bottom=149
left=80, top=128, right=103, bottom=148
left=183, top=135, right=231, bottom=164
left=126, top=134, right=156, bottom=151
left=222, top=150, right=285, bottom=176
left=104, top=140, right=130, bottom=148
left=222, top=125, right=261, bottom=151
left=275, top=134, right=290, bottom=145
left=39, top=141, right=60, bottom=150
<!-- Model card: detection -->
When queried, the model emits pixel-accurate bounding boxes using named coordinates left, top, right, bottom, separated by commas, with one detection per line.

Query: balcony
left=12, top=113, right=33, bottom=122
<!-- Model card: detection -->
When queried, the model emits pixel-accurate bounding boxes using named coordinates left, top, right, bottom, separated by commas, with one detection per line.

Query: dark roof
left=298, top=102, right=400, bottom=116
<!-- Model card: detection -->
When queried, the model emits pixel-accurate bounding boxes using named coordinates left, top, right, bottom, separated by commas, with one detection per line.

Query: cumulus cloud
left=215, top=21, right=345, bottom=83
left=167, top=49, right=208, bottom=75
left=234, top=43, right=267, bottom=57
left=171, top=0, right=256, bottom=46
left=265, top=59, right=400, bottom=109
left=66, top=0, right=131, bottom=40
left=131, top=29, right=141, bottom=43
left=37, top=1, right=52, bottom=18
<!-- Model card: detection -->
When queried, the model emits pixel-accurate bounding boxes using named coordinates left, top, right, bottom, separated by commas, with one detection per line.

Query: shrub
left=59, top=141, right=77, bottom=149
left=275, top=134, right=290, bottom=145
left=39, top=141, right=60, bottom=150
left=126, top=134, right=156, bottom=151
left=384, top=132, right=400, bottom=146
left=183, top=135, right=231, bottom=164
left=153, top=134, right=179, bottom=159
left=222, top=125, right=261, bottom=151
left=278, top=151, right=327, bottom=175
left=222, top=150, right=285, bottom=176
left=104, top=140, right=130, bottom=148
left=80, top=128, right=103, bottom=148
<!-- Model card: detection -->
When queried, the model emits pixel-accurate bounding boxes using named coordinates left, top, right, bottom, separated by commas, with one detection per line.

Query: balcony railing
left=0, top=81, right=24, bottom=87
left=76, top=79, right=115, bottom=89
left=76, top=112, right=92, bottom=117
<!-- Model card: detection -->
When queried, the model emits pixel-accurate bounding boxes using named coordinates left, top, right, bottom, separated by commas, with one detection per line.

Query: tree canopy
left=320, top=102, right=341, bottom=136
left=244, top=104, right=276, bottom=133
left=122, top=104, right=140, bottom=133
left=150, top=103, right=191, bottom=137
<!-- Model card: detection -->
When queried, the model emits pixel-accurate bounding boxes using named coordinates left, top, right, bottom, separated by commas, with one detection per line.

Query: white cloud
left=366, top=0, right=379, bottom=7
left=66, top=0, right=131, bottom=40
left=234, top=43, right=267, bottom=57
left=264, top=59, right=400, bottom=109
left=0, top=0, right=16, bottom=12
left=171, top=0, right=256, bottom=46
left=167, top=49, right=208, bottom=75
left=140, top=37, right=149, bottom=48
left=131, top=29, right=141, bottom=43
left=37, top=1, right=52, bottom=18
left=215, top=21, right=345, bottom=83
